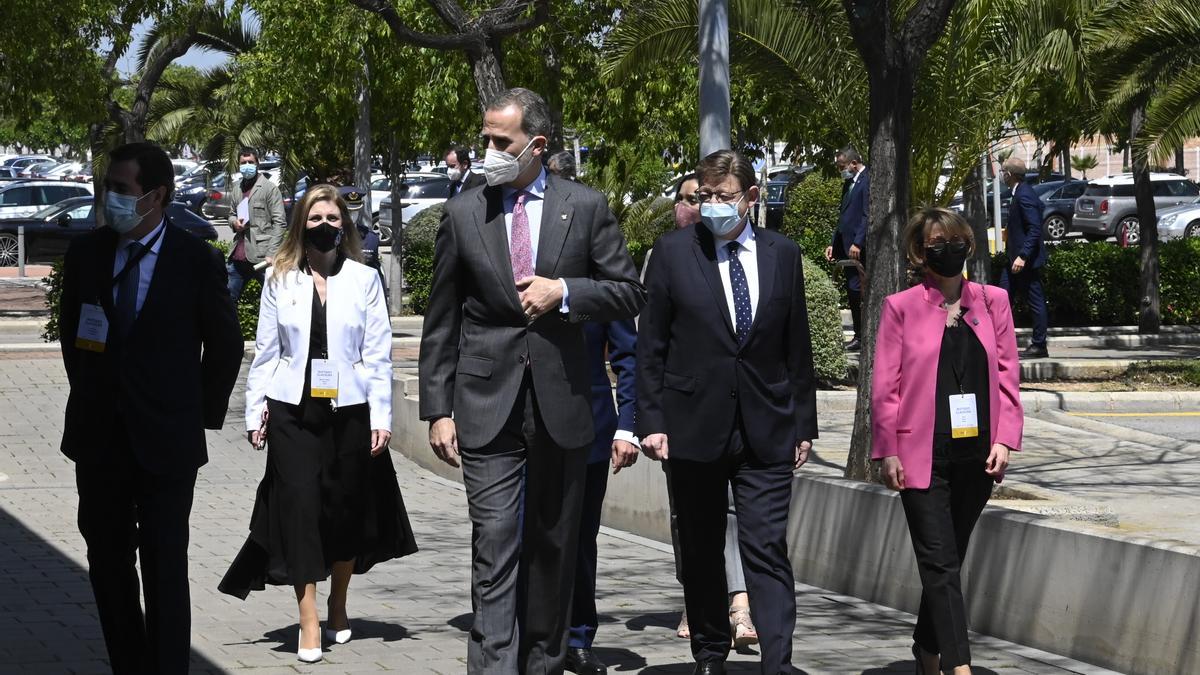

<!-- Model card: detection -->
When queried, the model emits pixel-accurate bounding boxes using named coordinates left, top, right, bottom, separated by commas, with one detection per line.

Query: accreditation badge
left=75, top=304, right=109, bottom=353
left=949, top=393, right=980, bottom=439
left=310, top=359, right=339, bottom=398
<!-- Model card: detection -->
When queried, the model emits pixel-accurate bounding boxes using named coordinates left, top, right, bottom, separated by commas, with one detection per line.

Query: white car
left=1155, top=196, right=1200, bottom=240
left=42, top=162, right=85, bottom=180
left=0, top=180, right=93, bottom=219
left=376, top=173, right=452, bottom=245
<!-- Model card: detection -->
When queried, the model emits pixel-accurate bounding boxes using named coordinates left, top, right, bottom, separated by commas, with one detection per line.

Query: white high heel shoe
left=297, top=627, right=322, bottom=663
left=324, top=622, right=352, bottom=645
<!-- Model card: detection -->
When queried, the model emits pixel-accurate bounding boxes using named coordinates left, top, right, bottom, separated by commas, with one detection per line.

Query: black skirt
left=218, top=395, right=418, bottom=599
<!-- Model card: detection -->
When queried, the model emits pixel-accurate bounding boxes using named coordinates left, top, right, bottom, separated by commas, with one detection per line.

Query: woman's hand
left=881, top=456, right=906, bottom=491
left=370, top=429, right=392, bottom=457
left=985, top=443, right=1010, bottom=478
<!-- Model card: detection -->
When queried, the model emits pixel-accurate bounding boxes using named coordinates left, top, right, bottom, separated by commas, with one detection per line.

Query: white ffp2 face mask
left=446, top=167, right=463, bottom=182
left=483, top=138, right=537, bottom=186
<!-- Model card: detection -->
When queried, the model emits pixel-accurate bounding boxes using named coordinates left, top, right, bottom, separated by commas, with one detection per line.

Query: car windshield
left=767, top=183, right=787, bottom=202
left=31, top=203, right=67, bottom=219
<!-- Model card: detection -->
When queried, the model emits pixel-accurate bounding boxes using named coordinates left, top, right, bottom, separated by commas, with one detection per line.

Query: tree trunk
left=1061, top=143, right=1071, bottom=179
left=542, top=39, right=566, bottom=153
left=354, top=46, right=373, bottom=217
left=964, top=156, right=989, bottom=283
left=1131, top=107, right=1159, bottom=333
left=846, top=66, right=914, bottom=481
left=467, top=41, right=507, bottom=111
left=1176, top=145, right=1186, bottom=175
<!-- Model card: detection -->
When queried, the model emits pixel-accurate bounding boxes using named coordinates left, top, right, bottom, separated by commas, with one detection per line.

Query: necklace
left=942, top=299, right=963, bottom=328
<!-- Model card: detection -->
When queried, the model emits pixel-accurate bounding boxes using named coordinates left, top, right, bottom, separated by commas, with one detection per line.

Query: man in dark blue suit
left=999, top=157, right=1050, bottom=358
left=825, top=147, right=868, bottom=351
left=565, top=319, right=639, bottom=675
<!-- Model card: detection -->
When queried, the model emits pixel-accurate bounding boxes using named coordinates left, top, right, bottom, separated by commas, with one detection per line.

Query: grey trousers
left=459, top=381, right=587, bottom=675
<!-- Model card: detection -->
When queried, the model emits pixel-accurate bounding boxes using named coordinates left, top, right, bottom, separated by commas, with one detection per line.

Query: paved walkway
left=0, top=355, right=1121, bottom=674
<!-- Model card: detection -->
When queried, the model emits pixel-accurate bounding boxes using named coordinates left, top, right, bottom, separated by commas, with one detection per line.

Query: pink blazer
left=870, top=279, right=1023, bottom=489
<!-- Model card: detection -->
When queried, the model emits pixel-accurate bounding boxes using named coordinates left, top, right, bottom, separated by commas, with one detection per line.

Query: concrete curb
left=813, top=389, right=1200, bottom=414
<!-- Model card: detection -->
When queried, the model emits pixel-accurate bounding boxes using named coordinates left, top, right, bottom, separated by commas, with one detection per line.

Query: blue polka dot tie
left=726, top=241, right=752, bottom=344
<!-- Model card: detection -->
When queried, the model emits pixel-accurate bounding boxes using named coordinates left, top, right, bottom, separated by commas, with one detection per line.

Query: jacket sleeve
left=787, top=248, right=818, bottom=441
left=988, top=285, right=1024, bottom=452
left=199, top=242, right=244, bottom=430
left=562, top=196, right=646, bottom=323
left=635, top=243, right=671, bottom=437
left=853, top=173, right=870, bottom=248
left=266, top=183, right=287, bottom=258
left=606, top=318, right=638, bottom=434
left=417, top=210, right=463, bottom=421
left=244, top=272, right=280, bottom=431
left=362, top=270, right=393, bottom=431
left=870, top=296, right=904, bottom=459
left=1016, top=187, right=1043, bottom=260
left=58, top=241, right=83, bottom=385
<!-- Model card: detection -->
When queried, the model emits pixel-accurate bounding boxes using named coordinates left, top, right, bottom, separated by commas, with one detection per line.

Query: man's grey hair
left=837, top=147, right=863, bottom=164
left=547, top=151, right=576, bottom=180
left=487, top=87, right=553, bottom=139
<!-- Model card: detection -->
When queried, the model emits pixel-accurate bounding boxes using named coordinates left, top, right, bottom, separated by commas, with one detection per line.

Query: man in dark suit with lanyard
left=638, top=149, right=818, bottom=675
left=58, top=142, right=244, bottom=674
left=419, top=88, right=644, bottom=674
left=446, top=146, right=487, bottom=198
left=825, top=147, right=869, bottom=351
left=999, top=157, right=1050, bottom=358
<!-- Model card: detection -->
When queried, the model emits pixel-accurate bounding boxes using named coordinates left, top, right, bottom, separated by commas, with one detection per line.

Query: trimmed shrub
left=40, top=259, right=64, bottom=342
left=780, top=175, right=848, bottom=307
left=803, top=257, right=848, bottom=382
left=237, top=279, right=261, bottom=340
left=402, top=204, right=445, bottom=316
left=1160, top=238, right=1200, bottom=324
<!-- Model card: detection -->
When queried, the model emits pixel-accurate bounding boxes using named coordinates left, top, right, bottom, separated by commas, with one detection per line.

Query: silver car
left=1073, top=173, right=1199, bottom=245
left=1156, top=197, right=1200, bottom=240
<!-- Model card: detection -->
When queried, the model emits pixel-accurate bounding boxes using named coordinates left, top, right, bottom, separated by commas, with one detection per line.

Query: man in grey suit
left=225, top=147, right=285, bottom=301
left=419, top=88, right=645, bottom=674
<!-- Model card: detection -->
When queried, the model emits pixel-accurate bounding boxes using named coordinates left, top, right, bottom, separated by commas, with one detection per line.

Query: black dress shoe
left=693, top=661, right=726, bottom=675
left=845, top=338, right=861, bottom=352
left=565, top=647, right=607, bottom=675
left=1021, top=343, right=1049, bottom=359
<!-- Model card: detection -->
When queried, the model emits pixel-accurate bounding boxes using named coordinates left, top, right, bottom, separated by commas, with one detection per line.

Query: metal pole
left=991, top=153, right=1003, bottom=253
left=698, top=0, right=730, bottom=158
left=980, top=152, right=989, bottom=231
left=17, top=225, right=25, bottom=278
left=573, top=136, right=582, bottom=178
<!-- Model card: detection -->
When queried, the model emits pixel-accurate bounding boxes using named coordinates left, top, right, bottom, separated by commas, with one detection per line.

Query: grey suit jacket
left=418, top=173, right=645, bottom=451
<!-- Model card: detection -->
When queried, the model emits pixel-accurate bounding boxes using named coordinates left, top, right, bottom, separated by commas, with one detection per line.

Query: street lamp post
left=698, top=0, right=730, bottom=158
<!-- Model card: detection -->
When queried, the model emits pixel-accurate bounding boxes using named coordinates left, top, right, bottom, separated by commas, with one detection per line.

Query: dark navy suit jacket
left=833, top=168, right=869, bottom=251
left=1007, top=181, right=1047, bottom=268
left=584, top=319, right=637, bottom=464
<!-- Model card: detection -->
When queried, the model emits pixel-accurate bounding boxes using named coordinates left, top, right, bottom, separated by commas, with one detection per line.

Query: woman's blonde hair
left=271, top=184, right=363, bottom=279
left=903, top=207, right=976, bottom=279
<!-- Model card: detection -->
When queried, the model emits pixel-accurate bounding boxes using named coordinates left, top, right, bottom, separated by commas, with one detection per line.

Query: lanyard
left=947, top=313, right=971, bottom=395
left=111, top=225, right=165, bottom=288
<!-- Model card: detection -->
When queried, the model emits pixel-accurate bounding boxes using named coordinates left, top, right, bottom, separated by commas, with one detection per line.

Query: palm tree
left=1071, top=152, right=1099, bottom=178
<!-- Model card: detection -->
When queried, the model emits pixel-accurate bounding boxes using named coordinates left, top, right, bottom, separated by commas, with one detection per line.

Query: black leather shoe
left=845, top=338, right=861, bottom=352
left=565, top=647, right=607, bottom=675
left=1021, top=343, right=1049, bottom=359
left=693, top=661, right=726, bottom=675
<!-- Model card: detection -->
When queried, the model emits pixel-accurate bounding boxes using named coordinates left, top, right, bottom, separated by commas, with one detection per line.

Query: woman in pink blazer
left=871, top=208, right=1022, bottom=675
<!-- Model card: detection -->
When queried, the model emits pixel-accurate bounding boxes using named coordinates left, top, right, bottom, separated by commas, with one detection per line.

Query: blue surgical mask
left=841, top=168, right=855, bottom=180
left=239, top=163, right=258, bottom=179
left=699, top=196, right=745, bottom=236
left=104, top=192, right=150, bottom=234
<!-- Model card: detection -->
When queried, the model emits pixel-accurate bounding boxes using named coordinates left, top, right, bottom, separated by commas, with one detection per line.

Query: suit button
left=729, top=389, right=737, bottom=398
left=737, top=357, right=743, bottom=363
left=518, top=355, right=526, bottom=364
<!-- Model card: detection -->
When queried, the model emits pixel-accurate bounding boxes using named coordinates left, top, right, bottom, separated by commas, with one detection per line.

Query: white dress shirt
left=501, top=167, right=569, bottom=312
left=111, top=217, right=166, bottom=316
left=716, top=223, right=760, bottom=323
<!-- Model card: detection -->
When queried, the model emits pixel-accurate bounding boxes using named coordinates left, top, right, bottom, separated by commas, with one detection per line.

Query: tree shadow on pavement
left=625, top=610, right=680, bottom=632
left=0, top=504, right=226, bottom=672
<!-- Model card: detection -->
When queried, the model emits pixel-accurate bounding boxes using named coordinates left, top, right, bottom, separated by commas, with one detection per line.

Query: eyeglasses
left=925, top=238, right=969, bottom=253
left=694, top=190, right=744, bottom=204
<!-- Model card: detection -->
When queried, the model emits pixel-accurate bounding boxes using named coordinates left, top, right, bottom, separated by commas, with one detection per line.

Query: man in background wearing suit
left=419, top=88, right=645, bottom=674
left=638, top=149, right=818, bottom=675
left=446, top=145, right=487, bottom=197
left=999, top=156, right=1050, bottom=358
left=58, top=141, right=244, bottom=674
left=825, top=147, right=869, bottom=351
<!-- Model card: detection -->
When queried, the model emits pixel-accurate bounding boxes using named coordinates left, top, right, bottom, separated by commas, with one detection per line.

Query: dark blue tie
left=726, top=241, right=752, bottom=344
left=114, top=241, right=142, bottom=336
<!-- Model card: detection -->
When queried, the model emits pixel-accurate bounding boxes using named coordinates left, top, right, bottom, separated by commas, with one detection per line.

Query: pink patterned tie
left=510, top=190, right=534, bottom=282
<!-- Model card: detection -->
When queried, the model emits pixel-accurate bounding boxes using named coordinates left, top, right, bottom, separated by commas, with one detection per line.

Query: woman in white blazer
left=219, top=184, right=416, bottom=663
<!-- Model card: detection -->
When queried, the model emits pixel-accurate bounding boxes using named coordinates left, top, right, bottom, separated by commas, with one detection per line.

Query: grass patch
left=1123, top=360, right=1200, bottom=388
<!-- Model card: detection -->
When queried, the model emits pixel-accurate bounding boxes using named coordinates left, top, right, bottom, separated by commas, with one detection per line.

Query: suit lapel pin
left=971, top=317, right=979, bottom=326
left=560, top=213, right=567, bottom=220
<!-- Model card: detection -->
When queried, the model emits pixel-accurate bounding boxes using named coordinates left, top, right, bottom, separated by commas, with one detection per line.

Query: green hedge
left=992, top=238, right=1200, bottom=326
left=802, top=257, right=849, bottom=382
left=779, top=175, right=849, bottom=307
left=402, top=204, right=445, bottom=316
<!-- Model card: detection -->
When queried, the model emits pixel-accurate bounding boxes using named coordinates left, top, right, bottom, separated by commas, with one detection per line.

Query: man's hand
left=642, top=433, right=669, bottom=461
left=611, top=440, right=639, bottom=474
left=429, top=417, right=460, bottom=467
left=984, top=443, right=1010, bottom=478
left=794, top=440, right=812, bottom=469
left=1011, top=256, right=1026, bottom=274
left=516, top=276, right=564, bottom=321
left=881, top=456, right=905, bottom=491
left=247, top=430, right=262, bottom=450
left=848, top=244, right=861, bottom=261
left=370, top=429, right=391, bottom=457
left=824, top=245, right=834, bottom=262
left=233, top=217, right=246, bottom=233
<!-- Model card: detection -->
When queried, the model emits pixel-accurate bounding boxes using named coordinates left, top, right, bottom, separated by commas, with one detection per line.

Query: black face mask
left=306, top=222, right=342, bottom=252
left=924, top=241, right=969, bottom=278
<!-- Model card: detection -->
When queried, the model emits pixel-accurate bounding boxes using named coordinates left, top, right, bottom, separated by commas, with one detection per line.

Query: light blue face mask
left=104, top=192, right=151, bottom=234
left=239, top=163, right=258, bottom=179
left=699, top=196, right=746, bottom=236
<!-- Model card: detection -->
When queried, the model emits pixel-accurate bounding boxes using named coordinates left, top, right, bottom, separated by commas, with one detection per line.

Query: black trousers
left=76, top=455, right=197, bottom=675
left=567, top=460, right=609, bottom=649
left=999, top=265, right=1048, bottom=347
left=667, top=427, right=795, bottom=674
left=459, top=375, right=588, bottom=674
left=899, top=460, right=994, bottom=669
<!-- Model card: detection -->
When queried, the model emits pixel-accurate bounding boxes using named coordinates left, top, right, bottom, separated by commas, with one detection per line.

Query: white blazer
left=245, top=260, right=392, bottom=432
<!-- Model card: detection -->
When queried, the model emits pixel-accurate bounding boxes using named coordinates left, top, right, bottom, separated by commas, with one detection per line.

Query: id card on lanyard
left=75, top=225, right=163, bottom=353
left=947, top=321, right=979, bottom=439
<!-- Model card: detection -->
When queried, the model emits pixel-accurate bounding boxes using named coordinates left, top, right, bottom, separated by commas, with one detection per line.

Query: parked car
left=1038, top=179, right=1089, bottom=240
left=202, top=170, right=280, bottom=222
left=377, top=173, right=452, bottom=246
left=0, top=197, right=217, bottom=267
left=41, top=162, right=84, bottom=180
left=0, top=155, right=54, bottom=178
left=1072, top=173, right=1199, bottom=245
left=171, top=159, right=199, bottom=178
left=763, top=166, right=814, bottom=230
left=0, top=180, right=93, bottom=219
left=1155, top=196, right=1200, bottom=241
left=23, top=161, right=60, bottom=179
